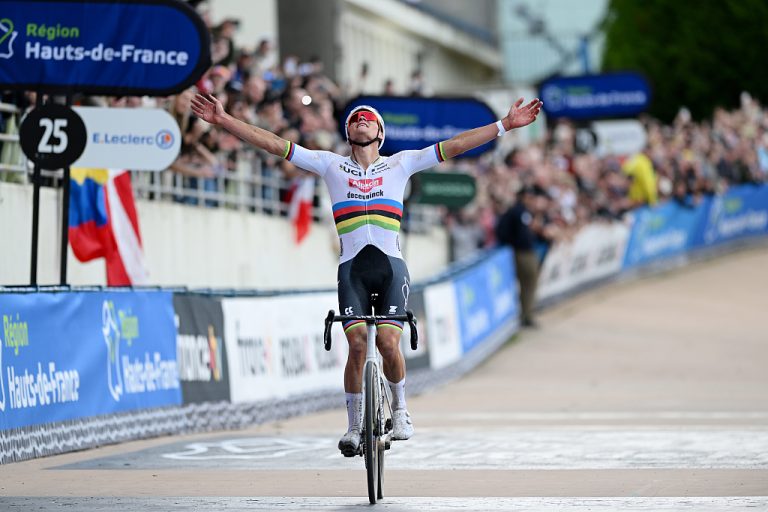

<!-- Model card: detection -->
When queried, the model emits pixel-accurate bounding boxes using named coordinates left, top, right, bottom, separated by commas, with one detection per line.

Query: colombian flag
left=69, top=169, right=149, bottom=285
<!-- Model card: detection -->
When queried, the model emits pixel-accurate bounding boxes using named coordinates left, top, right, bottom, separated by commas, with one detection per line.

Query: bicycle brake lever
left=324, top=310, right=335, bottom=351
left=406, top=310, right=418, bottom=350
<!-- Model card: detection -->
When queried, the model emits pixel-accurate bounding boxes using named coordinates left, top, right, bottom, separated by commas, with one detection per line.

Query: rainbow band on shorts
left=342, top=319, right=404, bottom=333
left=343, top=320, right=366, bottom=333
left=377, top=320, right=404, bottom=331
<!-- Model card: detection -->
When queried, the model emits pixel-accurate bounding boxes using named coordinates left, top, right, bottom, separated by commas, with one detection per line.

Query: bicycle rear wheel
left=363, top=361, right=379, bottom=504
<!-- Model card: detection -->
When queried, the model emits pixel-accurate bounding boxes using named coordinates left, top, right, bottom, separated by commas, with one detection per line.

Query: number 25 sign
left=19, top=104, right=87, bottom=170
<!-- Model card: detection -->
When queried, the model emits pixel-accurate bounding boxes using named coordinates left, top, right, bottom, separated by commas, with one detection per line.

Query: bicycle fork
left=363, top=321, right=393, bottom=451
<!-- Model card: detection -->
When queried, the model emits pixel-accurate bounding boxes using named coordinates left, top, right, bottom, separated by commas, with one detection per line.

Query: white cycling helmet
left=344, top=105, right=385, bottom=147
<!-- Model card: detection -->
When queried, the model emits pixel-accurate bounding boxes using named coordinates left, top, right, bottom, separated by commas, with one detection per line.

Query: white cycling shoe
left=392, top=409, right=414, bottom=440
left=338, top=428, right=362, bottom=457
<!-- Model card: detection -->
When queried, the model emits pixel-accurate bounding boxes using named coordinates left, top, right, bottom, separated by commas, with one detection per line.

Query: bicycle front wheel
left=363, top=361, right=379, bottom=504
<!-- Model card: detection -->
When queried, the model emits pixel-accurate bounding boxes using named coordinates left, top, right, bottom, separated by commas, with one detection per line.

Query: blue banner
left=539, top=72, right=651, bottom=120
left=453, top=248, right=518, bottom=354
left=343, top=96, right=497, bottom=157
left=623, top=201, right=707, bottom=269
left=0, top=0, right=210, bottom=95
left=0, top=291, right=180, bottom=431
left=694, top=185, right=768, bottom=247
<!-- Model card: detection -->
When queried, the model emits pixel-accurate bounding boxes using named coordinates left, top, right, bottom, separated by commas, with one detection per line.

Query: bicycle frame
left=323, top=308, right=418, bottom=504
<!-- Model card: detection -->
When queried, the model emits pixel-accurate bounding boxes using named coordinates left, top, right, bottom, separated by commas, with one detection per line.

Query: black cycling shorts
left=337, top=245, right=411, bottom=333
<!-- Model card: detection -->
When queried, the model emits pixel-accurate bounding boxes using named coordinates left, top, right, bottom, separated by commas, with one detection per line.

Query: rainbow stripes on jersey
left=434, top=142, right=447, bottom=163
left=333, top=198, right=403, bottom=235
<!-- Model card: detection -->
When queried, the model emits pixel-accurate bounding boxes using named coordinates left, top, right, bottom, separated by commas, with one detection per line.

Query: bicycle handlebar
left=324, top=310, right=418, bottom=352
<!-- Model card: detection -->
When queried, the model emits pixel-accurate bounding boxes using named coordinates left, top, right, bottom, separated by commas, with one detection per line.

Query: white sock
left=345, top=392, right=362, bottom=431
left=388, top=378, right=406, bottom=411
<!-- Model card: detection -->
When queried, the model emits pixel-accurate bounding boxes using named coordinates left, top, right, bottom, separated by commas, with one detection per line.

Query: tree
left=601, top=0, right=768, bottom=122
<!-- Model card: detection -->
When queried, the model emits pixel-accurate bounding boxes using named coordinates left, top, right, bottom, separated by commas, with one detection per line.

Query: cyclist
left=191, top=93, right=542, bottom=455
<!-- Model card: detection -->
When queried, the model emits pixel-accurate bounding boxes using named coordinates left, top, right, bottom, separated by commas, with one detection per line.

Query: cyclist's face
left=348, top=110, right=380, bottom=139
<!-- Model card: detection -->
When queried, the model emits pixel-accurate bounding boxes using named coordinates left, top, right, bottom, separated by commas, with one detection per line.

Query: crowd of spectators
left=448, top=92, right=768, bottom=263
left=2, top=7, right=767, bottom=268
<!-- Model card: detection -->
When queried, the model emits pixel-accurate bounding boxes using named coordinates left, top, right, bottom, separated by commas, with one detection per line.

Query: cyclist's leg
left=338, top=256, right=372, bottom=394
left=337, top=253, right=371, bottom=454
left=375, top=255, right=410, bottom=385
left=376, top=256, right=414, bottom=440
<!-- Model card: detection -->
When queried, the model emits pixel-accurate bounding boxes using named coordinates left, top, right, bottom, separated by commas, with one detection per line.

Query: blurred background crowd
left=2, top=4, right=767, bottom=267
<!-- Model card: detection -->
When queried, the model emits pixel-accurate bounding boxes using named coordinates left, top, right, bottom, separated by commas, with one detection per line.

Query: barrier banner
left=0, top=291, right=179, bottom=431
left=537, top=222, right=629, bottom=301
left=622, top=202, right=705, bottom=269
left=173, top=295, right=230, bottom=404
left=342, top=96, right=497, bottom=157
left=424, top=281, right=462, bottom=370
left=223, top=293, right=347, bottom=404
left=695, top=185, right=768, bottom=248
left=0, top=0, right=210, bottom=95
left=453, top=248, right=518, bottom=354
left=401, top=288, right=430, bottom=371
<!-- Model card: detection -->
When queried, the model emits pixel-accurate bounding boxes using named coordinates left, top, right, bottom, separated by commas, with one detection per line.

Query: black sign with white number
left=19, top=104, right=87, bottom=170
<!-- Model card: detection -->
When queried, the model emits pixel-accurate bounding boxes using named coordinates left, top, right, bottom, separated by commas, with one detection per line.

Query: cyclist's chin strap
left=349, top=127, right=382, bottom=147
left=349, top=137, right=381, bottom=147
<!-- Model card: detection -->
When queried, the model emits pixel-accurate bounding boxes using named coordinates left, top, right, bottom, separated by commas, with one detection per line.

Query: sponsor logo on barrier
left=0, top=316, right=6, bottom=411
left=102, top=300, right=179, bottom=401
left=280, top=336, right=311, bottom=378
left=236, top=331, right=272, bottom=378
left=632, top=212, right=688, bottom=261
left=460, top=283, right=490, bottom=342
left=177, top=322, right=224, bottom=383
left=489, top=264, right=514, bottom=321
left=0, top=313, right=80, bottom=412
left=704, top=196, right=768, bottom=244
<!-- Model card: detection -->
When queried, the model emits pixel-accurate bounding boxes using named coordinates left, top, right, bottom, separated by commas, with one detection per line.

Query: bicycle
left=323, top=303, right=418, bottom=504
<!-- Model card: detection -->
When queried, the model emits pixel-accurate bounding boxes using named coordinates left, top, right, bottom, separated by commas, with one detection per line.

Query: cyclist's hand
left=191, top=93, right=226, bottom=125
left=505, top=97, right=543, bottom=129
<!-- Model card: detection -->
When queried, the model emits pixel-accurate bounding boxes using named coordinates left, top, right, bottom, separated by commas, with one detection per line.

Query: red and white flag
left=287, top=175, right=315, bottom=244
left=69, top=168, right=149, bottom=285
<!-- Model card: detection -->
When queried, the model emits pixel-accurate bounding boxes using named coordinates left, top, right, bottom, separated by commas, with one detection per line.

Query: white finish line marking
left=2, top=497, right=767, bottom=511
left=153, top=429, right=768, bottom=470
left=421, top=411, right=768, bottom=421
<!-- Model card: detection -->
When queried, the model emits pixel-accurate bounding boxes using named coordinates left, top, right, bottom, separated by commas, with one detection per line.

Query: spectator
left=622, top=146, right=659, bottom=207
left=495, top=186, right=541, bottom=328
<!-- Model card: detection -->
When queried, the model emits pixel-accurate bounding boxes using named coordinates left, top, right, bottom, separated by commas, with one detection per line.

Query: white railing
left=0, top=102, right=27, bottom=173
left=0, top=101, right=442, bottom=233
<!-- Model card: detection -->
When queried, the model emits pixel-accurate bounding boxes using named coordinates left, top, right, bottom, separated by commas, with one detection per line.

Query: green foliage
left=601, top=0, right=768, bottom=121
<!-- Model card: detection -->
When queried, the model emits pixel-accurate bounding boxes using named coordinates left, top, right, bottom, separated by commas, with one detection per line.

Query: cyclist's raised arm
left=191, top=93, right=286, bottom=157
left=440, top=97, right=542, bottom=160
left=191, top=93, right=331, bottom=176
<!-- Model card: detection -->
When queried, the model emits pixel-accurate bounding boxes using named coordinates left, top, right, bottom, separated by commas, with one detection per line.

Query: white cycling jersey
left=283, top=141, right=448, bottom=263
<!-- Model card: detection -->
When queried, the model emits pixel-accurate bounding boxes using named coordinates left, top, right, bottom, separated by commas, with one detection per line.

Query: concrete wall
left=0, top=182, right=448, bottom=289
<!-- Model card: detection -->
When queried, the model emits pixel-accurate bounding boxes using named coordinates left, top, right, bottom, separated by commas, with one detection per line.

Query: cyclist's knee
left=345, top=326, right=367, bottom=358
left=376, top=329, right=401, bottom=358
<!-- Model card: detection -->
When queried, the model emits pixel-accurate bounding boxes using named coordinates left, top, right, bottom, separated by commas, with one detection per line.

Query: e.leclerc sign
left=0, top=0, right=210, bottom=95
left=539, top=72, right=651, bottom=120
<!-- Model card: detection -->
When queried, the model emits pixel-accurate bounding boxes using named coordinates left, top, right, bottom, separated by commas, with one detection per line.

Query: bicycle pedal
left=340, top=447, right=361, bottom=458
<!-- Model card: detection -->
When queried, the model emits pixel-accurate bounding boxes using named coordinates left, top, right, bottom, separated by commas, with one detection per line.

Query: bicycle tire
left=363, top=361, right=379, bottom=504
left=377, top=377, right=387, bottom=500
